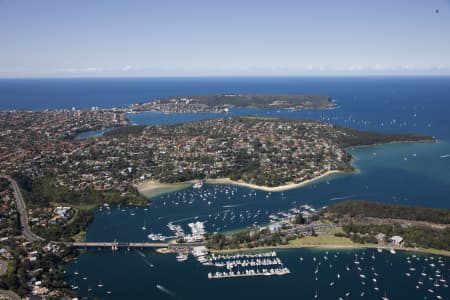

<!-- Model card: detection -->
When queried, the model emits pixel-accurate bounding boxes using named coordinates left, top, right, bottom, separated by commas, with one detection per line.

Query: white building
left=389, top=235, right=404, bottom=246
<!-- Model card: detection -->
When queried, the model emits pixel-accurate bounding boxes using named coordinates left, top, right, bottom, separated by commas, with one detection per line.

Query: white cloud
left=121, top=65, right=133, bottom=71
left=62, top=67, right=109, bottom=73
left=9, top=63, right=450, bottom=78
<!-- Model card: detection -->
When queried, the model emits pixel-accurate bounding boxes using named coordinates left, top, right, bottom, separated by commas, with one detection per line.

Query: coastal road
left=0, top=174, right=44, bottom=242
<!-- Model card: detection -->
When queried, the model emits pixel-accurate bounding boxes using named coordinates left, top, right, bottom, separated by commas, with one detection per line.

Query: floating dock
left=208, top=267, right=291, bottom=279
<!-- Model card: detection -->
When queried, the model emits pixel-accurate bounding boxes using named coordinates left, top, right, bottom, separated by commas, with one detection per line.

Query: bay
left=2, top=76, right=450, bottom=299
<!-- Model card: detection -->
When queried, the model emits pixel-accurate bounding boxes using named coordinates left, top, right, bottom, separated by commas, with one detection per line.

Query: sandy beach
left=206, top=170, right=347, bottom=192
left=135, top=180, right=194, bottom=198
left=135, top=170, right=349, bottom=196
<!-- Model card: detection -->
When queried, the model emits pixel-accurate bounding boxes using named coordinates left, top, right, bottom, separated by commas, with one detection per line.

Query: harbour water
left=66, top=248, right=449, bottom=300
left=1, top=77, right=450, bottom=299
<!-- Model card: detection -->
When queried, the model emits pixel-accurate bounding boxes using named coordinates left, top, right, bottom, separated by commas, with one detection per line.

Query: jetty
left=208, top=267, right=291, bottom=279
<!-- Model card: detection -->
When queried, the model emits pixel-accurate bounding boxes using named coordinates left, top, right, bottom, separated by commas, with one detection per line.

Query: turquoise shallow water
left=3, top=77, right=449, bottom=299
left=350, top=141, right=450, bottom=186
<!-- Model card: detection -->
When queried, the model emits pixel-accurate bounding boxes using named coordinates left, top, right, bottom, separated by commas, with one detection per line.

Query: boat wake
left=222, top=203, right=247, bottom=208
left=156, top=284, right=178, bottom=298
left=330, top=195, right=357, bottom=201
left=135, top=249, right=145, bottom=258
left=172, top=216, right=199, bottom=223
left=143, top=258, right=154, bottom=268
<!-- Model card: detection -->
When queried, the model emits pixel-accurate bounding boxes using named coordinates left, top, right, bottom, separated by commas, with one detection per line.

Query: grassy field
left=288, top=235, right=356, bottom=247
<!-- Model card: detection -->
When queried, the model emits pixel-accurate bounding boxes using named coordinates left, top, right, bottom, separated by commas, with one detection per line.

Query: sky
left=1, top=0, right=450, bottom=77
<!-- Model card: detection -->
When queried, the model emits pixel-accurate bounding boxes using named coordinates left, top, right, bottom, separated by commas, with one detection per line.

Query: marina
left=148, top=221, right=206, bottom=243
left=207, top=251, right=289, bottom=279
left=208, top=267, right=291, bottom=279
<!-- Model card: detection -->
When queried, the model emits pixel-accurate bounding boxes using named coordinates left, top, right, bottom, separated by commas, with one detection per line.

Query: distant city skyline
left=1, top=0, right=450, bottom=77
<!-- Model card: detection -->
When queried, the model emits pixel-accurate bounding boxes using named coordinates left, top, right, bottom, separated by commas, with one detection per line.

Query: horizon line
left=1, top=74, right=450, bottom=80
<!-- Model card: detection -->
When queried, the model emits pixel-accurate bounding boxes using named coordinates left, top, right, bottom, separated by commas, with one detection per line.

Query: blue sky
left=1, top=0, right=450, bottom=77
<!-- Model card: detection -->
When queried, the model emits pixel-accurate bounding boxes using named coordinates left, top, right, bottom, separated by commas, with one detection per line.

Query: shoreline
left=209, top=243, right=450, bottom=257
left=135, top=180, right=194, bottom=198
left=345, top=138, right=436, bottom=151
left=135, top=170, right=349, bottom=195
left=206, top=170, right=347, bottom=192
left=133, top=140, right=435, bottom=197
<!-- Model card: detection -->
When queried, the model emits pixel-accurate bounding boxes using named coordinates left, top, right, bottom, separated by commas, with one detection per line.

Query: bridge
left=64, top=241, right=205, bottom=251
left=66, top=242, right=169, bottom=250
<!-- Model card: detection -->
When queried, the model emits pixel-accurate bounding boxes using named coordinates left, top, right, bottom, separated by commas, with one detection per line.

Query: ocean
left=2, top=76, right=449, bottom=299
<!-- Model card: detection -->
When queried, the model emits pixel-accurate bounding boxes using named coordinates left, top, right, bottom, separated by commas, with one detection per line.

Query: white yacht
left=193, top=181, right=204, bottom=189
left=176, top=253, right=188, bottom=262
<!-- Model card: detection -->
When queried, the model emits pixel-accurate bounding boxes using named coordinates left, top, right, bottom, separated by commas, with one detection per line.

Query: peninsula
left=206, top=200, right=450, bottom=256
left=130, top=93, right=336, bottom=113
left=0, top=111, right=433, bottom=204
left=117, top=116, right=431, bottom=192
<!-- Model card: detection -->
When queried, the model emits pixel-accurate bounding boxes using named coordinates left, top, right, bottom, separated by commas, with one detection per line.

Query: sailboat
left=142, top=221, right=147, bottom=231
left=381, top=292, right=389, bottom=300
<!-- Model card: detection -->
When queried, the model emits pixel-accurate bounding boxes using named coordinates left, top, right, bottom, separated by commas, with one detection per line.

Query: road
left=0, top=174, right=44, bottom=242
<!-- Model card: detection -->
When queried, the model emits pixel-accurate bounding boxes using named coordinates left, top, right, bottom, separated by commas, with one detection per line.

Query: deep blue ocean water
left=2, top=77, right=450, bottom=299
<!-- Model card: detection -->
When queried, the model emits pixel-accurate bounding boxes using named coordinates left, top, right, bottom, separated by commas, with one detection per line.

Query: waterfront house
left=389, top=235, right=404, bottom=246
